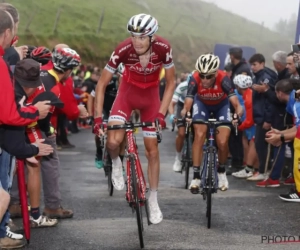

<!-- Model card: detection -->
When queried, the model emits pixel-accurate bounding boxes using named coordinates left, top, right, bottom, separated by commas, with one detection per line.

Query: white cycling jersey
left=172, top=80, right=188, bottom=103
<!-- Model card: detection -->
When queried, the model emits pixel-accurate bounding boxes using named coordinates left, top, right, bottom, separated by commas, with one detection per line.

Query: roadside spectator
left=266, top=79, right=300, bottom=201
left=248, top=53, right=277, bottom=181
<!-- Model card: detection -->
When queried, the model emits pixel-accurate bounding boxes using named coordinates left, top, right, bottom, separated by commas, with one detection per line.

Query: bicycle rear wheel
left=129, top=155, right=144, bottom=248
left=206, top=149, right=214, bottom=229
left=184, top=162, right=190, bottom=189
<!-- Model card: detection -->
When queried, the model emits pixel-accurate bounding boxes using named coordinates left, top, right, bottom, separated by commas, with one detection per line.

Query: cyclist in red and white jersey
left=94, top=13, right=175, bottom=224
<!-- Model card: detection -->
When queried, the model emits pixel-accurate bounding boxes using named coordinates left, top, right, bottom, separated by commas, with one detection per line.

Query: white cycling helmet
left=127, top=13, right=158, bottom=36
left=117, top=63, right=125, bottom=76
left=233, top=74, right=253, bottom=89
left=195, top=54, right=220, bottom=74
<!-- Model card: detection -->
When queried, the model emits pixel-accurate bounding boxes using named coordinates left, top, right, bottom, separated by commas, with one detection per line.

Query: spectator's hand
left=265, top=133, right=281, bottom=147
left=262, top=122, right=271, bottom=130
left=78, top=104, right=88, bottom=118
left=80, top=93, right=88, bottom=98
left=26, top=157, right=38, bottom=164
left=252, top=83, right=269, bottom=93
left=34, top=101, right=51, bottom=119
left=15, top=45, right=28, bottom=60
left=266, top=127, right=280, bottom=137
left=34, top=139, right=54, bottom=156
left=293, top=53, right=300, bottom=67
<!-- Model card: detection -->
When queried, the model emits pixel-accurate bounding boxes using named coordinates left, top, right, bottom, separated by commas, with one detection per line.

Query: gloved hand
left=93, top=117, right=106, bottom=136
left=169, top=114, right=175, bottom=124
left=156, top=113, right=166, bottom=129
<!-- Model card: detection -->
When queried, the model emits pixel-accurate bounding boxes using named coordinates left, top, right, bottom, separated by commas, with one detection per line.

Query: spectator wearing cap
left=0, top=57, right=53, bottom=249
left=1, top=59, right=54, bottom=159
left=14, top=59, right=59, bottom=228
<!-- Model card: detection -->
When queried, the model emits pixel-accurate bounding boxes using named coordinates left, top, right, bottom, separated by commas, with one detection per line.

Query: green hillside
left=7, top=0, right=293, bottom=71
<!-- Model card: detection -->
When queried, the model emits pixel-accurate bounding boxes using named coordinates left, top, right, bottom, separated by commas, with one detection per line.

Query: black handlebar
left=107, top=119, right=162, bottom=143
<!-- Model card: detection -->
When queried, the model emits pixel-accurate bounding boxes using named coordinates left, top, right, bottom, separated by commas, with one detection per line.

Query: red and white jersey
left=105, top=36, right=174, bottom=89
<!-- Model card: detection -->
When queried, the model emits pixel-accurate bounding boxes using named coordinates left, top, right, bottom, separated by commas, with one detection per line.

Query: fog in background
left=203, top=0, right=299, bottom=30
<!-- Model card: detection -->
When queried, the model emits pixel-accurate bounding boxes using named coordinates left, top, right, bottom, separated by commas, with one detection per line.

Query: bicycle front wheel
left=107, top=165, right=114, bottom=196
left=129, top=156, right=144, bottom=248
left=206, top=149, right=214, bottom=229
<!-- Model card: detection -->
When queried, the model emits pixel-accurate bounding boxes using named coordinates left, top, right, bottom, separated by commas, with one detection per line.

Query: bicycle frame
left=125, top=128, right=147, bottom=204
left=201, top=121, right=218, bottom=191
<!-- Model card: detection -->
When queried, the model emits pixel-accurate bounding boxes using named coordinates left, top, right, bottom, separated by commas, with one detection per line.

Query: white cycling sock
left=112, top=157, right=122, bottom=169
left=175, top=151, right=181, bottom=160
left=149, top=189, right=157, bottom=203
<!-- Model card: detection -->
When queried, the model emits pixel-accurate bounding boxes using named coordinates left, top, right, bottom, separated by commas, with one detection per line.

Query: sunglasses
left=199, top=74, right=215, bottom=80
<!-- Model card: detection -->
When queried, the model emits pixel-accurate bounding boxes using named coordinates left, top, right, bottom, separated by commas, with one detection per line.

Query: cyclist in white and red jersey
left=93, top=13, right=175, bottom=224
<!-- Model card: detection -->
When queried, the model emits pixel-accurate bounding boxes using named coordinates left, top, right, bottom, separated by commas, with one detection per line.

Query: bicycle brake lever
left=155, top=119, right=162, bottom=143
left=100, top=124, right=105, bottom=148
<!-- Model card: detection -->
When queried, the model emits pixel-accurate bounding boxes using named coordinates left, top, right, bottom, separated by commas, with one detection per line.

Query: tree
left=274, top=13, right=297, bottom=38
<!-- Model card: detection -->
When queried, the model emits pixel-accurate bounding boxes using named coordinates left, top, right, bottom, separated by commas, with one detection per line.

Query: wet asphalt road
left=13, top=126, right=300, bottom=250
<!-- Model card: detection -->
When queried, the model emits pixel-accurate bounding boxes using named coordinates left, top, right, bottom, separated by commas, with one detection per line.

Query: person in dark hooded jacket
left=227, top=48, right=252, bottom=172
left=248, top=53, right=278, bottom=181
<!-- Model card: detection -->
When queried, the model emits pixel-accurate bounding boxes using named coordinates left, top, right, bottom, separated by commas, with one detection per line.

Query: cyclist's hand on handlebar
left=236, top=106, right=244, bottom=118
left=93, top=117, right=106, bottom=136
left=232, top=113, right=241, bottom=126
left=156, top=113, right=166, bottom=129
left=169, top=114, right=175, bottom=124
left=180, top=108, right=187, bottom=118
left=185, top=111, right=192, bottom=124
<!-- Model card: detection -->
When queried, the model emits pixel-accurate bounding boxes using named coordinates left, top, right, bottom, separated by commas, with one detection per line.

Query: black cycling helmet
left=52, top=48, right=81, bottom=73
left=30, top=46, right=52, bottom=65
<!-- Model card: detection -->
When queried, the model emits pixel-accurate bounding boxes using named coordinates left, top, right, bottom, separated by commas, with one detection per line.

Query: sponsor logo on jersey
left=110, top=52, right=119, bottom=65
left=166, top=49, right=172, bottom=62
left=128, top=58, right=139, bottom=61
left=198, top=92, right=225, bottom=100
left=119, top=44, right=131, bottom=54
left=129, top=62, right=161, bottom=75
left=150, top=52, right=158, bottom=60
left=155, top=41, right=169, bottom=49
